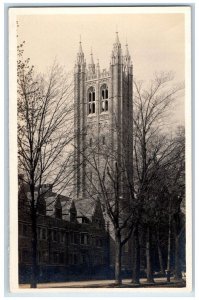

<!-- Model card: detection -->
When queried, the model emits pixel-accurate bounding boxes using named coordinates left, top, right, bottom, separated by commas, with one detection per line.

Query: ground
left=19, top=277, right=186, bottom=289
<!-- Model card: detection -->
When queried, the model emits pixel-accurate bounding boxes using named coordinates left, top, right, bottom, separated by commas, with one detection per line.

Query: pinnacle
left=125, top=42, right=129, bottom=57
left=115, top=31, right=120, bottom=45
left=79, top=40, right=83, bottom=54
left=90, top=47, right=94, bottom=65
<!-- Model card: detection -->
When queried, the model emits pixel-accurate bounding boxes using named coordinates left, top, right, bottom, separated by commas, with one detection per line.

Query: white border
left=6, top=3, right=194, bottom=298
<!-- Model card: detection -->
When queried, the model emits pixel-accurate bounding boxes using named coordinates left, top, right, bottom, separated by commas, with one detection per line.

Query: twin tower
left=74, top=32, right=134, bottom=200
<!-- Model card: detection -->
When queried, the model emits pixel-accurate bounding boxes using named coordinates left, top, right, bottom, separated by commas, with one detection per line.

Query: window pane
left=92, top=103, right=95, bottom=113
left=89, top=103, right=91, bottom=114
left=105, top=100, right=108, bottom=111
left=106, top=89, right=108, bottom=99
left=102, top=101, right=105, bottom=112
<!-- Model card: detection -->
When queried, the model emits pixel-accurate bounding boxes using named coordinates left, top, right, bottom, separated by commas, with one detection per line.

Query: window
left=96, top=237, right=103, bottom=247
left=51, top=229, right=58, bottom=242
left=70, top=232, right=74, bottom=244
left=94, top=218, right=103, bottom=229
left=38, top=250, right=48, bottom=263
left=58, top=252, right=65, bottom=264
left=88, top=87, right=95, bottom=114
left=101, top=84, right=109, bottom=112
left=74, top=232, right=79, bottom=244
left=19, top=223, right=29, bottom=237
left=53, top=252, right=59, bottom=264
left=102, top=136, right=105, bottom=145
left=65, top=232, right=69, bottom=244
left=37, top=227, right=47, bottom=240
left=82, top=217, right=90, bottom=224
left=52, top=251, right=64, bottom=264
left=70, top=211, right=76, bottom=222
left=53, top=251, right=65, bottom=265
left=81, top=233, right=90, bottom=245
left=43, top=250, right=48, bottom=263
left=55, top=207, right=62, bottom=219
left=81, top=254, right=87, bottom=264
left=41, top=228, right=47, bottom=240
left=60, top=231, right=65, bottom=243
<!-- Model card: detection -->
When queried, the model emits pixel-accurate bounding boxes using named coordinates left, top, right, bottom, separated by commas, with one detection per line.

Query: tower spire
left=123, top=38, right=132, bottom=72
left=111, top=30, right=122, bottom=64
left=115, top=31, right=120, bottom=45
left=88, top=47, right=95, bottom=74
left=78, top=35, right=83, bottom=54
left=125, top=40, right=129, bottom=57
left=90, top=47, right=94, bottom=65
left=76, top=35, right=85, bottom=66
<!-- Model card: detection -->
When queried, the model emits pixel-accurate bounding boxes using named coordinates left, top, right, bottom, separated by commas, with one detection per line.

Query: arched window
left=88, top=86, right=95, bottom=114
left=101, top=84, right=109, bottom=112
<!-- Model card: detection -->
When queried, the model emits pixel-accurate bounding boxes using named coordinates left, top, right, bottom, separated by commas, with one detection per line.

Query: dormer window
left=70, top=211, right=76, bottom=222
left=55, top=207, right=62, bottom=219
left=101, top=84, right=109, bottom=112
left=88, top=86, right=95, bottom=114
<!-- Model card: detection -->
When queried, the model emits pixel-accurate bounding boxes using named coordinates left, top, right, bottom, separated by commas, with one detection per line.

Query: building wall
left=74, top=35, right=133, bottom=201
left=73, top=34, right=134, bottom=270
left=18, top=199, right=110, bottom=283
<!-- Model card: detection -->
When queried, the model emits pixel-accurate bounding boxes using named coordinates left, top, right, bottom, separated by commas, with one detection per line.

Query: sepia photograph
left=8, top=6, right=192, bottom=293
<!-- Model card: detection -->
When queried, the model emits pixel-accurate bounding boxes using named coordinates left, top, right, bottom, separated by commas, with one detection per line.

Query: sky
left=16, top=7, right=189, bottom=127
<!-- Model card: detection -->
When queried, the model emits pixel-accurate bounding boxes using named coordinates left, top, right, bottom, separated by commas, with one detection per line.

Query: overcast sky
left=16, top=7, right=189, bottom=128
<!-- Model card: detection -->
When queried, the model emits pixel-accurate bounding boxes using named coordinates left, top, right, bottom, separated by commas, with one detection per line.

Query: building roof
left=57, top=195, right=74, bottom=221
left=75, top=198, right=97, bottom=221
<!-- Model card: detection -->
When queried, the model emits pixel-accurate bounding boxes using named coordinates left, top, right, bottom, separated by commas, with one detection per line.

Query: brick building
left=18, top=183, right=110, bottom=283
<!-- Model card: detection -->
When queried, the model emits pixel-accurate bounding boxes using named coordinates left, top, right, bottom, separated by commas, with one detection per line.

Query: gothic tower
left=74, top=33, right=133, bottom=202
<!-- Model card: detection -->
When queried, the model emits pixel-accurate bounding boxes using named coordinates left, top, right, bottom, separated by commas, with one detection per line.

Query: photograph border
left=3, top=1, right=195, bottom=298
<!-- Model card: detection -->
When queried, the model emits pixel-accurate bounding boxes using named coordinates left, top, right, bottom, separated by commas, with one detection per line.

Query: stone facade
left=74, top=32, right=133, bottom=200
left=73, top=33, right=134, bottom=269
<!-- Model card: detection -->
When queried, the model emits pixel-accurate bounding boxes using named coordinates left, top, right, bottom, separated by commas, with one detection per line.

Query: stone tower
left=74, top=33, right=133, bottom=202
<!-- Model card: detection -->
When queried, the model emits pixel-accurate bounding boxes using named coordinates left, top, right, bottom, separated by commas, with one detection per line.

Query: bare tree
left=132, top=72, right=184, bottom=283
left=164, top=126, right=185, bottom=281
left=17, top=42, right=75, bottom=287
left=78, top=135, right=135, bottom=285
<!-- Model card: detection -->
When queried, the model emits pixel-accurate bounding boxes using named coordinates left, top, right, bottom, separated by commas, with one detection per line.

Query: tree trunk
left=173, top=216, right=182, bottom=280
left=31, top=209, right=38, bottom=288
left=166, top=214, right=171, bottom=282
left=174, top=235, right=182, bottom=280
left=156, top=227, right=165, bottom=275
left=131, top=225, right=140, bottom=284
left=157, top=243, right=165, bottom=275
left=115, top=231, right=122, bottom=285
left=146, top=225, right=154, bottom=283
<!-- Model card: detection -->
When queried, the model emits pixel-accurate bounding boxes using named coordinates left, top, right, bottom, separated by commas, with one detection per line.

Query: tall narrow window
left=88, top=87, right=95, bottom=114
left=101, top=84, right=109, bottom=112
